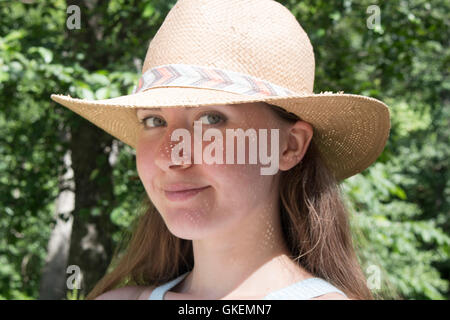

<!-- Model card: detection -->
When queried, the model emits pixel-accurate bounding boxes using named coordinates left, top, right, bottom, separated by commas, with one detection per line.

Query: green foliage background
left=0, top=0, right=448, bottom=299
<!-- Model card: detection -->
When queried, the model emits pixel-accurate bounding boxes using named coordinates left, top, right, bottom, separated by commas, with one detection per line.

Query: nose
left=154, top=126, right=193, bottom=172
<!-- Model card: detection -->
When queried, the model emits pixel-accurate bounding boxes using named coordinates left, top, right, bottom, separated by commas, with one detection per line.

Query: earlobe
left=278, top=121, right=313, bottom=171
left=279, top=150, right=303, bottom=171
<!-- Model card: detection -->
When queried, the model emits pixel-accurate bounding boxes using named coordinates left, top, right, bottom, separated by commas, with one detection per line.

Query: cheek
left=207, top=161, right=270, bottom=210
left=205, top=125, right=278, bottom=206
left=136, top=135, right=158, bottom=189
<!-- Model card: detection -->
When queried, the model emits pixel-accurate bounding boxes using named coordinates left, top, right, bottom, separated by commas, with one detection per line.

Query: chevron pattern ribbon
left=132, top=64, right=296, bottom=97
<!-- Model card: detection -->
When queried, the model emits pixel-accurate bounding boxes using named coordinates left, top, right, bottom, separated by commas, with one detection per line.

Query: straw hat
left=50, top=0, right=390, bottom=181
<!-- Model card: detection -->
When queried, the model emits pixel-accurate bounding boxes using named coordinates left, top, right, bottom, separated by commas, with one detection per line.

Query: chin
left=161, top=206, right=213, bottom=240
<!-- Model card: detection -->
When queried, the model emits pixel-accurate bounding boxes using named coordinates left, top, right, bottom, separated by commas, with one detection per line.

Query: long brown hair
left=85, top=103, right=373, bottom=300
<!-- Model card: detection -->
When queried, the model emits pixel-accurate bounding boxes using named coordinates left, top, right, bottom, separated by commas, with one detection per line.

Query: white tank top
left=148, top=272, right=347, bottom=300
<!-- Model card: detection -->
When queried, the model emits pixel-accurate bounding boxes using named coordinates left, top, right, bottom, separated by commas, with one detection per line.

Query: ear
left=278, top=120, right=313, bottom=171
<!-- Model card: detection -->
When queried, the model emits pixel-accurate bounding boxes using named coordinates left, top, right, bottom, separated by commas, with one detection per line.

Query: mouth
left=163, top=185, right=211, bottom=201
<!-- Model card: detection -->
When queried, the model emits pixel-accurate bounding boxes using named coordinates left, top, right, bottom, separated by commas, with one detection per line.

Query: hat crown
left=142, top=0, right=315, bottom=94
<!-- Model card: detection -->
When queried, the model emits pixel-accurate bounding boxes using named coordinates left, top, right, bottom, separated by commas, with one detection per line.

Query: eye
left=198, top=113, right=226, bottom=125
left=140, top=116, right=166, bottom=128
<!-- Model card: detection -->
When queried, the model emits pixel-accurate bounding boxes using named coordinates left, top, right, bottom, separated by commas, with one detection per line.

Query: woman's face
left=136, top=102, right=289, bottom=240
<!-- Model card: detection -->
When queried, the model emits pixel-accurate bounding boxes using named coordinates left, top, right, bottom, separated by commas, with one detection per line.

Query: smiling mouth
left=164, top=186, right=211, bottom=201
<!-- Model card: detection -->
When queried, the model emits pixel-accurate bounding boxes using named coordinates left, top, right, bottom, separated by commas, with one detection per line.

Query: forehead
left=136, top=105, right=225, bottom=112
left=135, top=102, right=267, bottom=114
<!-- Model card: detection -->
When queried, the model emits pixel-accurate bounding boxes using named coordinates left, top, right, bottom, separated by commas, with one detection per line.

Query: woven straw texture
left=50, top=0, right=390, bottom=181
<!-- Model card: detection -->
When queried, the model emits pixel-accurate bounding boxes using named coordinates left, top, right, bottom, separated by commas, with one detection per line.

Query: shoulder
left=310, top=292, right=351, bottom=300
left=94, top=285, right=156, bottom=300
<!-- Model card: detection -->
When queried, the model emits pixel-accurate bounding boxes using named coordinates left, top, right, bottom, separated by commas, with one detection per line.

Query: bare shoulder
left=311, top=292, right=351, bottom=300
left=95, top=285, right=156, bottom=300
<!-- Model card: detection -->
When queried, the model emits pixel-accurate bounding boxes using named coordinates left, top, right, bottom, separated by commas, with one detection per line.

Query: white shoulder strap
left=148, top=272, right=189, bottom=300
left=263, top=277, right=347, bottom=300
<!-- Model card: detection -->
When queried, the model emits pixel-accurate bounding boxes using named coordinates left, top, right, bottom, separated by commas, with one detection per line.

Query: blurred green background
left=0, top=0, right=448, bottom=300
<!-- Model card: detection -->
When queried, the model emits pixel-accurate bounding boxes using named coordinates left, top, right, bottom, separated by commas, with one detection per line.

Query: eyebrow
left=136, top=105, right=237, bottom=112
left=137, top=107, right=187, bottom=111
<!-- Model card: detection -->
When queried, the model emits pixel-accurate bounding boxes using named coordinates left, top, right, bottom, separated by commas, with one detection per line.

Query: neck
left=176, top=199, right=304, bottom=299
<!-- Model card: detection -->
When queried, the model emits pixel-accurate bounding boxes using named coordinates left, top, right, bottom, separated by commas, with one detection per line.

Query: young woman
left=89, top=102, right=372, bottom=300
left=51, top=0, right=390, bottom=300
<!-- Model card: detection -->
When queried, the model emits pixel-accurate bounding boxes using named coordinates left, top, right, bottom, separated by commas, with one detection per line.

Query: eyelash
left=139, top=112, right=227, bottom=129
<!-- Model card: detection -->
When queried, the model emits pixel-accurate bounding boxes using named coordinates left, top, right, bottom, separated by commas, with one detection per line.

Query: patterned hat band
left=133, top=63, right=298, bottom=97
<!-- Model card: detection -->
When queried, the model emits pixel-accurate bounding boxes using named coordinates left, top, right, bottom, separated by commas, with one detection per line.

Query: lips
left=162, top=184, right=211, bottom=201
left=163, top=183, right=208, bottom=192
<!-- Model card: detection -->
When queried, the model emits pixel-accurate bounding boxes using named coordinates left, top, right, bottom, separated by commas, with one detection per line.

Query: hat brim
left=50, top=86, right=390, bottom=181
